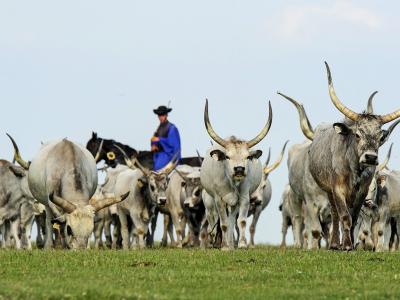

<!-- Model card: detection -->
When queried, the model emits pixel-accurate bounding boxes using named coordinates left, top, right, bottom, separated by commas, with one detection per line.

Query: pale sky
left=1, top=1, right=400, bottom=245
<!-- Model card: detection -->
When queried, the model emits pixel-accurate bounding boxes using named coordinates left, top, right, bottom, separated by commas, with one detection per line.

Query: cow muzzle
left=360, top=152, right=378, bottom=166
left=158, top=197, right=167, bottom=206
left=233, top=166, right=246, bottom=181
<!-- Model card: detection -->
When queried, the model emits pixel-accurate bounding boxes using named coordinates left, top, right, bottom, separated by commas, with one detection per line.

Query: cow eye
left=355, top=133, right=361, bottom=139
left=225, top=156, right=230, bottom=160
left=194, top=189, right=201, bottom=197
left=150, top=185, right=155, bottom=192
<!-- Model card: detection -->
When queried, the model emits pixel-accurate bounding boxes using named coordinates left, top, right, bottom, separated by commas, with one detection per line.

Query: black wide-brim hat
left=153, top=105, right=172, bottom=115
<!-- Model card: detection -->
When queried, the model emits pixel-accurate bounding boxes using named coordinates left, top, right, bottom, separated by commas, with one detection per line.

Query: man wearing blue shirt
left=151, top=105, right=182, bottom=171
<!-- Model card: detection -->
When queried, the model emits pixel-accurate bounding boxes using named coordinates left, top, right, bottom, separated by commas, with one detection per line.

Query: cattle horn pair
left=6, top=133, right=30, bottom=170
left=325, top=62, right=400, bottom=124
left=204, top=99, right=273, bottom=148
left=377, top=143, right=393, bottom=172
left=115, top=144, right=178, bottom=176
left=50, top=191, right=130, bottom=213
left=264, top=140, right=289, bottom=175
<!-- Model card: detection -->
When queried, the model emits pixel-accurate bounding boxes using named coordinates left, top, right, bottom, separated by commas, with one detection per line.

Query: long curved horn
left=94, top=139, right=104, bottom=163
left=278, top=92, right=314, bottom=140
left=6, top=133, right=30, bottom=170
left=196, top=150, right=203, bottom=165
left=367, top=91, right=378, bottom=114
left=204, top=99, right=228, bottom=148
left=264, top=140, right=289, bottom=175
left=247, top=101, right=273, bottom=148
left=114, top=145, right=135, bottom=168
left=49, top=193, right=76, bottom=214
left=91, top=192, right=130, bottom=212
left=377, top=143, right=393, bottom=172
left=325, top=62, right=359, bottom=121
left=380, top=109, right=400, bottom=125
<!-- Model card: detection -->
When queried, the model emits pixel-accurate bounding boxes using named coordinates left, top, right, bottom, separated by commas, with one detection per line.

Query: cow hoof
left=249, top=244, right=255, bottom=249
left=160, top=240, right=168, bottom=247
left=176, top=243, right=183, bottom=249
left=329, top=244, right=340, bottom=251
left=238, top=241, right=248, bottom=249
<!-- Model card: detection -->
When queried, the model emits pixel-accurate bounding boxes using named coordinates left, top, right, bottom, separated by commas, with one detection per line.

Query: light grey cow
left=110, top=148, right=179, bottom=248
left=200, top=100, right=272, bottom=250
left=166, top=165, right=204, bottom=248
left=7, top=134, right=128, bottom=249
left=243, top=141, right=288, bottom=248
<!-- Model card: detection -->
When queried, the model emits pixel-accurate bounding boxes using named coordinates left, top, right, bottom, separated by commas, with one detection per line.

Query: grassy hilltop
left=0, top=246, right=399, bottom=299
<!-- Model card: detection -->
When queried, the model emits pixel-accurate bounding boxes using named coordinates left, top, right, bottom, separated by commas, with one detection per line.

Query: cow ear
left=210, top=150, right=226, bottom=161
left=9, top=165, right=25, bottom=178
left=248, top=150, right=263, bottom=160
left=333, top=123, right=352, bottom=135
left=137, top=178, right=146, bottom=188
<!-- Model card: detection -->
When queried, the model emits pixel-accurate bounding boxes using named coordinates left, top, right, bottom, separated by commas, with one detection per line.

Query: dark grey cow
left=279, top=62, right=400, bottom=250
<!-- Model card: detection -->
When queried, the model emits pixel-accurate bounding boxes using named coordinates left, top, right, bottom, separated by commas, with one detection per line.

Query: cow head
left=49, top=191, right=129, bottom=249
left=116, top=145, right=177, bottom=207
left=278, top=62, right=400, bottom=167
left=204, top=99, right=272, bottom=182
left=182, top=174, right=203, bottom=208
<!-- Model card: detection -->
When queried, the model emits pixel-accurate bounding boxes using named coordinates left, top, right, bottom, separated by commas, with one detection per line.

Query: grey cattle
left=0, top=159, right=39, bottom=249
left=113, top=148, right=179, bottom=248
left=200, top=100, right=272, bottom=250
left=279, top=62, right=400, bottom=250
left=8, top=135, right=128, bottom=249
left=245, top=141, right=288, bottom=248
left=287, top=141, right=331, bottom=249
left=166, top=165, right=204, bottom=248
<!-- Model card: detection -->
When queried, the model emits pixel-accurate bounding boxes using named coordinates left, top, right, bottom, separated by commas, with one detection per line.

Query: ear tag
left=107, top=152, right=116, bottom=160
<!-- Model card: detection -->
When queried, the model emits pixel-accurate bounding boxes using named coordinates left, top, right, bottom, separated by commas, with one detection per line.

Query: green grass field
left=0, top=247, right=399, bottom=299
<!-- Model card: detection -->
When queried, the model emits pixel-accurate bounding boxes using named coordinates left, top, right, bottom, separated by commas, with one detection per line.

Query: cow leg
left=249, top=207, right=262, bottom=249
left=215, top=199, right=232, bottom=250
left=290, top=198, right=303, bottom=248
left=332, top=185, right=353, bottom=250
left=44, top=207, right=54, bottom=249
left=118, top=209, right=130, bottom=250
left=327, top=194, right=340, bottom=250
left=104, top=217, right=112, bottom=249
left=280, top=215, right=289, bottom=249
left=10, top=217, right=21, bottom=250
left=21, top=215, right=35, bottom=250
left=130, top=211, right=147, bottom=249
left=146, top=210, right=158, bottom=248
left=160, top=214, right=170, bottom=247
left=0, top=223, right=4, bottom=248
left=237, top=195, right=250, bottom=249
left=93, top=221, right=103, bottom=249
left=305, top=196, right=324, bottom=249
left=170, top=211, right=184, bottom=248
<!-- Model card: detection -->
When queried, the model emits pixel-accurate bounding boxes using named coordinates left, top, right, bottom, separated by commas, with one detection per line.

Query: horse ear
left=92, top=132, right=97, bottom=139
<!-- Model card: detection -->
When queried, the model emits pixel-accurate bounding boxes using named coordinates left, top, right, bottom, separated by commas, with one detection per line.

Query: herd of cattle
left=1, top=62, right=400, bottom=251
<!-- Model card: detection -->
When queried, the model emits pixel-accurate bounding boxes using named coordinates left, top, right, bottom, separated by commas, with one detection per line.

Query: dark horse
left=86, top=132, right=203, bottom=169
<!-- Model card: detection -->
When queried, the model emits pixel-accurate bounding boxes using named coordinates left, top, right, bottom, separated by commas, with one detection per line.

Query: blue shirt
left=152, top=122, right=181, bottom=171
